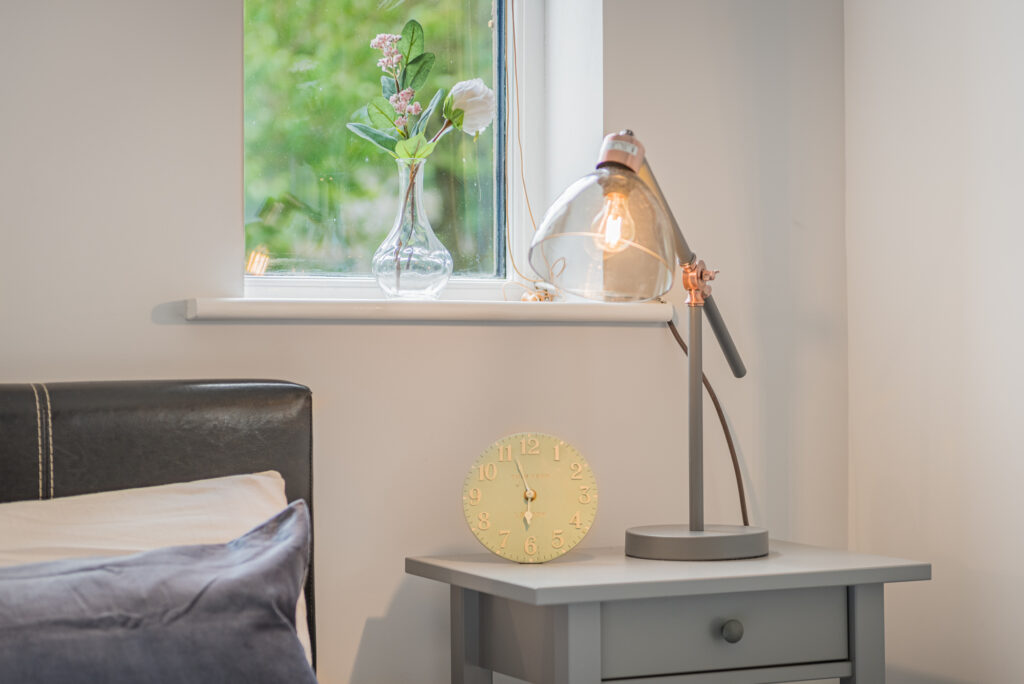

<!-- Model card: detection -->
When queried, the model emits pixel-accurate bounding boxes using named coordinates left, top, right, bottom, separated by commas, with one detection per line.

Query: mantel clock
left=462, top=433, right=597, bottom=563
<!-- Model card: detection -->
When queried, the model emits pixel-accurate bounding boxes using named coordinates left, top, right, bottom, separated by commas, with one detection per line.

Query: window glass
left=244, top=0, right=502, bottom=277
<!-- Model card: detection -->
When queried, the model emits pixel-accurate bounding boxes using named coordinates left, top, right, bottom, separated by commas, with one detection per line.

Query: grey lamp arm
left=638, top=160, right=695, bottom=264
left=638, top=160, right=747, bottom=379
left=704, top=295, right=747, bottom=378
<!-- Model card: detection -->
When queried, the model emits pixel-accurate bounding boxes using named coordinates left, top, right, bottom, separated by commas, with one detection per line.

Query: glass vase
left=372, top=157, right=453, bottom=299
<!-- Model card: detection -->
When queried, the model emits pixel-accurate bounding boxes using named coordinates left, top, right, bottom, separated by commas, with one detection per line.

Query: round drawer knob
left=721, top=619, right=744, bottom=644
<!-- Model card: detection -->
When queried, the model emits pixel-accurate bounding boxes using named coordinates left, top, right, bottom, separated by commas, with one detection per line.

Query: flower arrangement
left=347, top=20, right=496, bottom=160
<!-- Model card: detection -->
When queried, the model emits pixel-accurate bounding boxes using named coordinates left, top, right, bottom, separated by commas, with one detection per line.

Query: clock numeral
left=570, top=462, right=584, bottom=480
left=478, top=463, right=498, bottom=481
left=477, top=512, right=491, bottom=530
left=498, top=530, right=510, bottom=548
left=551, top=529, right=565, bottom=549
left=520, top=437, right=540, bottom=455
left=569, top=511, right=583, bottom=529
left=578, top=486, right=593, bottom=504
left=553, top=444, right=561, bottom=461
left=498, top=445, right=513, bottom=462
left=524, top=536, right=537, bottom=555
left=468, top=487, right=482, bottom=505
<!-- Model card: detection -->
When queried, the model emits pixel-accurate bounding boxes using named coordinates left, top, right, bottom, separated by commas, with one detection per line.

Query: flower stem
left=403, top=162, right=419, bottom=270
left=393, top=160, right=421, bottom=291
left=430, top=120, right=453, bottom=144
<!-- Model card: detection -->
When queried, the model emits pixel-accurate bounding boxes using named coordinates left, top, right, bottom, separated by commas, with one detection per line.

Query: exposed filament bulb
left=591, top=192, right=636, bottom=253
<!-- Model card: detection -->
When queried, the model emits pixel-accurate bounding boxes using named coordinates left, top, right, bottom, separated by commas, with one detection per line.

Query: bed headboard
left=0, top=379, right=315, bottom=663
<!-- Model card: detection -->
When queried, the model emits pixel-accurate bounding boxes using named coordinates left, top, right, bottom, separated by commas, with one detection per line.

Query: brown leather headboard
left=0, top=379, right=315, bottom=665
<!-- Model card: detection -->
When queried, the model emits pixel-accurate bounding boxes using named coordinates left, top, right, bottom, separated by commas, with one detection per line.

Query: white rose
left=446, top=78, right=496, bottom=135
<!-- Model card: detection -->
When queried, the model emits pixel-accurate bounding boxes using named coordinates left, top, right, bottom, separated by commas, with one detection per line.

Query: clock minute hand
left=515, top=459, right=535, bottom=525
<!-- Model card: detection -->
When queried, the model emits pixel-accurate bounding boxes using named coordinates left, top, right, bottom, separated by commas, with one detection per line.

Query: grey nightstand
left=406, top=542, right=930, bottom=684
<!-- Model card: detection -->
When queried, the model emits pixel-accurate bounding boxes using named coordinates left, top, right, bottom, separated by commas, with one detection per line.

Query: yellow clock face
left=463, top=433, right=598, bottom=563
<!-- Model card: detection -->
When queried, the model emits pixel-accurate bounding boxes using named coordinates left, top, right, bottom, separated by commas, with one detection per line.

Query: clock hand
left=515, top=459, right=536, bottom=525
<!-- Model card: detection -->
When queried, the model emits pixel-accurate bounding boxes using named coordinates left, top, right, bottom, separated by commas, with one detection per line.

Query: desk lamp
left=528, top=130, right=768, bottom=561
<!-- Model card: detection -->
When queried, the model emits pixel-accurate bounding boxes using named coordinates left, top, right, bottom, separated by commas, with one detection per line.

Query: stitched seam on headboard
left=29, top=384, right=43, bottom=500
left=41, top=383, right=54, bottom=499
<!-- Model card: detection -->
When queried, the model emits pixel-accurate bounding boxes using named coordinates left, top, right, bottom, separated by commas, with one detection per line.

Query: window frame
left=244, top=0, right=516, bottom=300
left=226, top=0, right=620, bottom=314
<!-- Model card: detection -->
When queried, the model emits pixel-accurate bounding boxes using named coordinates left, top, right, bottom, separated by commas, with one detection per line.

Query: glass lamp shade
left=528, top=165, right=676, bottom=302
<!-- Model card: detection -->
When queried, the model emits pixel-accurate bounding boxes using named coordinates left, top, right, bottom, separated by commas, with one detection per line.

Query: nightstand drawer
left=600, top=586, right=848, bottom=679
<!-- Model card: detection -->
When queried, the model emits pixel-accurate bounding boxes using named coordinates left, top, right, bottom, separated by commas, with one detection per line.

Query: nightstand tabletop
left=405, top=541, right=930, bottom=606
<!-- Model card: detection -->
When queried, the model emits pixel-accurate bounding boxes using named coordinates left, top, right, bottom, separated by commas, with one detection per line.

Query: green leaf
left=352, top=105, right=371, bottom=125
left=381, top=75, right=397, bottom=99
left=367, top=96, right=398, bottom=130
left=394, top=132, right=437, bottom=159
left=401, top=52, right=434, bottom=91
left=346, top=123, right=399, bottom=156
left=442, top=92, right=465, bottom=128
left=449, top=108, right=465, bottom=130
left=417, top=140, right=437, bottom=158
left=397, top=19, right=424, bottom=65
left=442, top=91, right=454, bottom=121
left=394, top=133, right=423, bottom=158
left=412, top=88, right=445, bottom=137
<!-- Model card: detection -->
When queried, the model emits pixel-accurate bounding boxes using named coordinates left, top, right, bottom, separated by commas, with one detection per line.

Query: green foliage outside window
left=244, top=0, right=498, bottom=275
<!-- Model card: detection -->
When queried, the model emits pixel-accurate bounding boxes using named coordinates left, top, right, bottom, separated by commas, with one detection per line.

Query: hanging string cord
left=502, top=0, right=546, bottom=296
left=509, top=0, right=538, bottom=240
left=666, top=320, right=750, bottom=526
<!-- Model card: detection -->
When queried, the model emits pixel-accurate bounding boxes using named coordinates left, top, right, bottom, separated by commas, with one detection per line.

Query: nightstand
left=406, top=542, right=930, bottom=683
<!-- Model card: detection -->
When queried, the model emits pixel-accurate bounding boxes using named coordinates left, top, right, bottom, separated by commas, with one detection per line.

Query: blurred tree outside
left=244, top=0, right=499, bottom=275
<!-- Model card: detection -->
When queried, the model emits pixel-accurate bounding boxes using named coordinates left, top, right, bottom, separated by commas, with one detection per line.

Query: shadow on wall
left=888, top=668, right=972, bottom=684
left=349, top=576, right=450, bottom=684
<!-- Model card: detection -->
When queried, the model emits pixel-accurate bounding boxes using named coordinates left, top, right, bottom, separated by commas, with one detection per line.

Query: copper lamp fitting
left=597, top=130, right=646, bottom=172
left=681, top=259, right=717, bottom=307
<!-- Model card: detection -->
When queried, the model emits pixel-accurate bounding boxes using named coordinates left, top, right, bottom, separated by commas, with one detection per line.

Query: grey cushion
left=0, top=501, right=316, bottom=684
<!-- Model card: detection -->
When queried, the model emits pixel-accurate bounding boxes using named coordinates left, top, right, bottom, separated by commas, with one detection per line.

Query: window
left=188, top=1, right=633, bottom=318
left=243, top=0, right=504, bottom=281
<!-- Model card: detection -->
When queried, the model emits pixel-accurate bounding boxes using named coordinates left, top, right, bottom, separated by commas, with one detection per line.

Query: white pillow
left=0, top=471, right=312, bottom=664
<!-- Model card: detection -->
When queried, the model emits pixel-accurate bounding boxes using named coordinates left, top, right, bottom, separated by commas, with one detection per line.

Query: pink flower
left=377, top=54, right=402, bottom=72
left=389, top=88, right=416, bottom=114
left=408, top=102, right=422, bottom=116
left=372, top=35, right=404, bottom=74
left=395, top=116, right=408, bottom=128
left=370, top=33, right=401, bottom=50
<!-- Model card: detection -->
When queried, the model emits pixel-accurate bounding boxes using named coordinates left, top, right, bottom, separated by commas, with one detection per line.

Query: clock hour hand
left=515, top=459, right=536, bottom=526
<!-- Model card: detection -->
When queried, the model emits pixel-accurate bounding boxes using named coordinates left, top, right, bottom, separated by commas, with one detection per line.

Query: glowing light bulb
left=591, top=191, right=635, bottom=254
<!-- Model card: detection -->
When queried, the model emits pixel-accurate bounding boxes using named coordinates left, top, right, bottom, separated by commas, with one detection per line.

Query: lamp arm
left=637, top=160, right=747, bottom=379
left=704, top=295, right=747, bottom=379
left=637, top=160, right=695, bottom=264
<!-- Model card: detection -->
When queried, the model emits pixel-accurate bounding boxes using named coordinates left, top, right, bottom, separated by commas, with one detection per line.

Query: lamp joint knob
left=682, top=259, right=715, bottom=307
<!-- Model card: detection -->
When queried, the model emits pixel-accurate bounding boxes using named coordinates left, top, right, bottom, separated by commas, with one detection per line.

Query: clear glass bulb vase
left=372, top=157, right=453, bottom=299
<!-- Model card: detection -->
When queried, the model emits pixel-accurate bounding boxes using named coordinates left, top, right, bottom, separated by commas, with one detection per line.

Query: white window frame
left=241, top=1, right=584, bottom=301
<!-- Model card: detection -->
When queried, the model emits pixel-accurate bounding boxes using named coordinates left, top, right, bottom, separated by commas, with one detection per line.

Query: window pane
left=244, top=0, right=502, bottom=277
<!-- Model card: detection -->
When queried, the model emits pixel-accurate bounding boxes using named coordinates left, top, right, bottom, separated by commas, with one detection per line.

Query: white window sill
left=185, top=297, right=673, bottom=323
left=186, top=275, right=674, bottom=323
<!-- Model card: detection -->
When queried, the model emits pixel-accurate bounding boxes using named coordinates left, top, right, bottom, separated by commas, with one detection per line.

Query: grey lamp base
left=625, top=524, right=769, bottom=561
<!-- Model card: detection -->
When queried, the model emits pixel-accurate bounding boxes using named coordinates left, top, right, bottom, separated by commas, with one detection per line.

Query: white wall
left=0, top=1, right=846, bottom=682
left=846, top=2, right=1024, bottom=682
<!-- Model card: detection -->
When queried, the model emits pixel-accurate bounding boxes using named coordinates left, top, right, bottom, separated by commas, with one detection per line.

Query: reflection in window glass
left=244, top=0, right=502, bottom=277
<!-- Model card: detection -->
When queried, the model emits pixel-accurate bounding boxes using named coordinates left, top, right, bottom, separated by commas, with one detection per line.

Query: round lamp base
left=625, top=524, right=769, bottom=561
